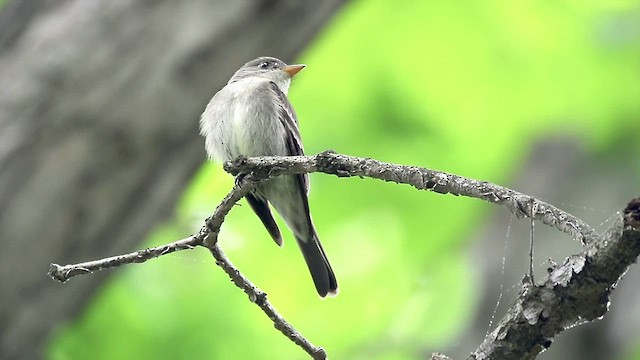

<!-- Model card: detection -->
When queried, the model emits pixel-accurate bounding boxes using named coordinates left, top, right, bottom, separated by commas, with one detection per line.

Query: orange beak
left=282, top=64, right=305, bottom=77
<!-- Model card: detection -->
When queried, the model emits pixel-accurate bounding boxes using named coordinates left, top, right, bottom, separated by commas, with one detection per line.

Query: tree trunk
left=0, top=1, right=345, bottom=358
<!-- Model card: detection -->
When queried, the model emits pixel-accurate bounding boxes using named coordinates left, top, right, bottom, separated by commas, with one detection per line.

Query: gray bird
left=199, top=56, right=338, bottom=297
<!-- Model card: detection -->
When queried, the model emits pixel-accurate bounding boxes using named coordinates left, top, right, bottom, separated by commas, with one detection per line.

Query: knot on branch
left=223, top=155, right=249, bottom=176
left=48, top=263, right=67, bottom=282
left=311, top=347, right=328, bottom=360
left=251, top=290, right=268, bottom=305
left=224, top=155, right=288, bottom=181
left=624, top=197, right=640, bottom=228
left=316, top=150, right=355, bottom=177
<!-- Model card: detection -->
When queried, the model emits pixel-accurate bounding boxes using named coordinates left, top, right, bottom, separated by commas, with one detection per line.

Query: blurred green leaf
left=49, top=1, right=640, bottom=359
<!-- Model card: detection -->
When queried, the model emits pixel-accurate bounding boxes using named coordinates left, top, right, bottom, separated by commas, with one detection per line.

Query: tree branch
left=224, top=151, right=600, bottom=245
left=207, top=244, right=327, bottom=360
left=48, top=176, right=254, bottom=283
left=466, top=197, right=640, bottom=360
left=49, top=174, right=327, bottom=359
left=48, top=236, right=200, bottom=282
left=48, top=152, right=637, bottom=359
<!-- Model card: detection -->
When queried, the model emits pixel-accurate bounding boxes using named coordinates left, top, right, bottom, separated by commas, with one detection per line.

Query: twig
left=49, top=236, right=201, bottom=282
left=529, top=198, right=535, bottom=284
left=48, top=176, right=254, bottom=283
left=208, top=244, right=327, bottom=359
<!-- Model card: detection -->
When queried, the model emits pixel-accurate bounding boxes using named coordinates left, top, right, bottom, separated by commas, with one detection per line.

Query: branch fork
left=48, top=152, right=640, bottom=360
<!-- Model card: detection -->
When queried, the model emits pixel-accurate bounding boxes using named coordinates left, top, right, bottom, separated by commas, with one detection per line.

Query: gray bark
left=455, top=138, right=640, bottom=360
left=0, top=1, right=344, bottom=359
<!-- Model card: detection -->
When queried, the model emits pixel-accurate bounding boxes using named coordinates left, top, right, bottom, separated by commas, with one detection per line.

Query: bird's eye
left=259, top=62, right=269, bottom=69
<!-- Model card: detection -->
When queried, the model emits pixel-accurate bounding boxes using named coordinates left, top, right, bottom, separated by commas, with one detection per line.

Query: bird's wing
left=269, top=81, right=310, bottom=194
left=246, top=191, right=282, bottom=246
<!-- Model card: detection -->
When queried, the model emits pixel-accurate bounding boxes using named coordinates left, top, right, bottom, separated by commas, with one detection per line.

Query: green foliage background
left=49, top=1, right=640, bottom=359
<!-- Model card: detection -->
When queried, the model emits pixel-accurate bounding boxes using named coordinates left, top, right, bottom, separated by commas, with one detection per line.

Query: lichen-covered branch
left=224, top=151, right=599, bottom=245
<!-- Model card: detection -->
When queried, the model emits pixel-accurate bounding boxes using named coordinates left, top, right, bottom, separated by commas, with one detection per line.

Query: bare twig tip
left=48, top=263, right=67, bottom=283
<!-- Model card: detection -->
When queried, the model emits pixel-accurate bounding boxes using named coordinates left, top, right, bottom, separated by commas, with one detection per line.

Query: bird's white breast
left=200, top=77, right=288, bottom=162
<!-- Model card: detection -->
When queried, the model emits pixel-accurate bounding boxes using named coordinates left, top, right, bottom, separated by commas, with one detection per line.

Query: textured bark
left=469, top=199, right=640, bottom=359
left=224, top=152, right=599, bottom=244
left=455, top=139, right=640, bottom=360
left=0, top=1, right=344, bottom=359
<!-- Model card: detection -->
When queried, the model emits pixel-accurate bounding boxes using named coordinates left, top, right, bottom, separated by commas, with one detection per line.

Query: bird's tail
left=296, top=229, right=338, bottom=298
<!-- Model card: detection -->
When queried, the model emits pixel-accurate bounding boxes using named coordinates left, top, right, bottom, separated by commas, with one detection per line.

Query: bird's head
left=229, top=56, right=305, bottom=92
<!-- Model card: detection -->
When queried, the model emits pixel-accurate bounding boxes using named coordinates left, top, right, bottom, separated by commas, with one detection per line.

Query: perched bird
left=199, top=56, right=338, bottom=297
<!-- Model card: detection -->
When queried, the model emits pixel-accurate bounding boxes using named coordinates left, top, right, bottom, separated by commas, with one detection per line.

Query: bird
left=199, top=56, right=338, bottom=297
